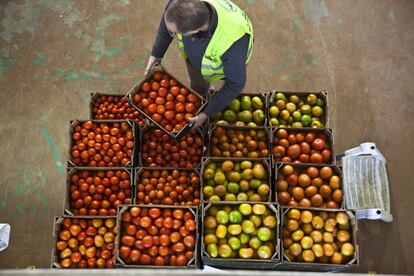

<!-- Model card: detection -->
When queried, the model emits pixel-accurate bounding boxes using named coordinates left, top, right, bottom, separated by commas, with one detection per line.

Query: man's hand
left=144, top=55, right=161, bottom=75
left=188, top=112, right=207, bottom=129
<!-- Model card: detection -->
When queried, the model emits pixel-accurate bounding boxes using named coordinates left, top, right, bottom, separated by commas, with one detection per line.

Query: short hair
left=165, top=0, right=209, bottom=34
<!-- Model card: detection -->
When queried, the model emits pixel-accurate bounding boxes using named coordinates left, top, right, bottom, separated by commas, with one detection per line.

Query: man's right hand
left=144, top=55, right=162, bottom=75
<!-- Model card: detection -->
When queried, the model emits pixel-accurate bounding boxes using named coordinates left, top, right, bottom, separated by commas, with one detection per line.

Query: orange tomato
left=140, top=98, right=150, bottom=108
left=158, top=87, right=168, bottom=97
left=187, top=94, right=198, bottom=103
left=185, top=103, right=196, bottom=113
left=165, top=101, right=175, bottom=110
left=175, top=103, right=185, bottom=113
left=180, top=88, right=188, bottom=96
left=164, top=111, right=175, bottom=121
left=153, top=72, right=162, bottom=81
left=148, top=104, right=157, bottom=114
left=169, top=79, right=178, bottom=86
left=157, top=105, right=166, bottom=114
left=152, top=113, right=162, bottom=123
left=152, top=82, right=160, bottom=91
left=176, top=94, right=186, bottom=103
left=175, top=113, right=184, bottom=122
left=170, top=86, right=180, bottom=96
left=310, top=153, right=323, bottom=163
left=160, top=79, right=169, bottom=88
left=141, top=82, right=151, bottom=92
left=149, top=91, right=158, bottom=100
left=155, top=97, right=165, bottom=105
left=165, top=124, right=173, bottom=132
left=133, top=93, right=141, bottom=103
left=166, top=94, right=174, bottom=101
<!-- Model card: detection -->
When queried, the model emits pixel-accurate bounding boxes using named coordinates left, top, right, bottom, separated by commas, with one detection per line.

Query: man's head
left=165, top=0, right=209, bottom=36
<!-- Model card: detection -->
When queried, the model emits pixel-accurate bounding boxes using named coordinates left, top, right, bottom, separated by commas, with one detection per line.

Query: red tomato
left=149, top=91, right=158, bottom=100
left=176, top=95, right=186, bottom=103
left=164, top=111, right=175, bottom=121
left=149, top=208, right=161, bottom=219
left=165, top=101, right=175, bottom=110
left=160, top=79, right=169, bottom=88
left=180, top=88, right=188, bottom=95
left=140, top=98, right=150, bottom=108
left=187, top=94, right=198, bottom=103
left=156, top=105, right=166, bottom=114
left=155, top=97, right=165, bottom=105
left=141, top=82, right=151, bottom=92
left=166, top=94, right=174, bottom=101
left=147, top=104, right=157, bottom=114
left=152, top=113, right=162, bottom=123
left=140, top=216, right=152, bottom=228
left=153, top=72, right=162, bottom=81
left=169, top=79, right=178, bottom=86
left=175, top=103, right=185, bottom=113
left=175, top=113, right=184, bottom=122
left=158, top=88, right=168, bottom=99
left=185, top=103, right=196, bottom=113
left=170, top=86, right=180, bottom=96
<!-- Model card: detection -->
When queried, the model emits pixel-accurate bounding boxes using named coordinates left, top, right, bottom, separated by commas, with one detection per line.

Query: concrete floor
left=0, top=0, right=413, bottom=274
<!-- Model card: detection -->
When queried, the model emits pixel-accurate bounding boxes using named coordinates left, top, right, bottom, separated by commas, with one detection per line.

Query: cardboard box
left=67, top=120, right=139, bottom=168
left=211, top=92, right=269, bottom=127
left=207, top=124, right=272, bottom=159
left=134, top=167, right=201, bottom=206
left=201, top=201, right=280, bottom=269
left=277, top=206, right=359, bottom=271
left=64, top=167, right=134, bottom=216
left=200, top=157, right=272, bottom=202
left=115, top=204, right=199, bottom=269
left=267, top=90, right=328, bottom=128
left=51, top=215, right=117, bottom=269
left=271, top=127, right=335, bottom=166
left=125, top=62, right=207, bottom=141
left=90, top=92, right=147, bottom=126
left=274, top=163, right=345, bottom=209
left=138, top=125, right=206, bottom=169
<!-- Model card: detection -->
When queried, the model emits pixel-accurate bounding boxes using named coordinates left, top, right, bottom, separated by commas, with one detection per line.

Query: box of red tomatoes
left=64, top=167, right=134, bottom=217
left=51, top=216, right=118, bottom=269
left=134, top=167, right=201, bottom=207
left=67, top=120, right=139, bottom=168
left=90, top=92, right=147, bottom=126
left=126, top=62, right=207, bottom=141
left=271, top=127, right=335, bottom=166
left=138, top=125, right=206, bottom=169
left=115, top=205, right=199, bottom=268
left=274, top=163, right=345, bottom=209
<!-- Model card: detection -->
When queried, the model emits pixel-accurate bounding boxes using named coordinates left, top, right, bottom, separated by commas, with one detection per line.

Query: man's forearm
left=204, top=83, right=244, bottom=117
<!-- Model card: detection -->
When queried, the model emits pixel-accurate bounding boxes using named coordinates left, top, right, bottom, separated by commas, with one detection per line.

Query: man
left=145, top=0, right=253, bottom=129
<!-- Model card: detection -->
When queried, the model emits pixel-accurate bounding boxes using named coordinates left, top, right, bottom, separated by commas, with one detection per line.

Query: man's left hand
left=188, top=112, right=208, bottom=129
